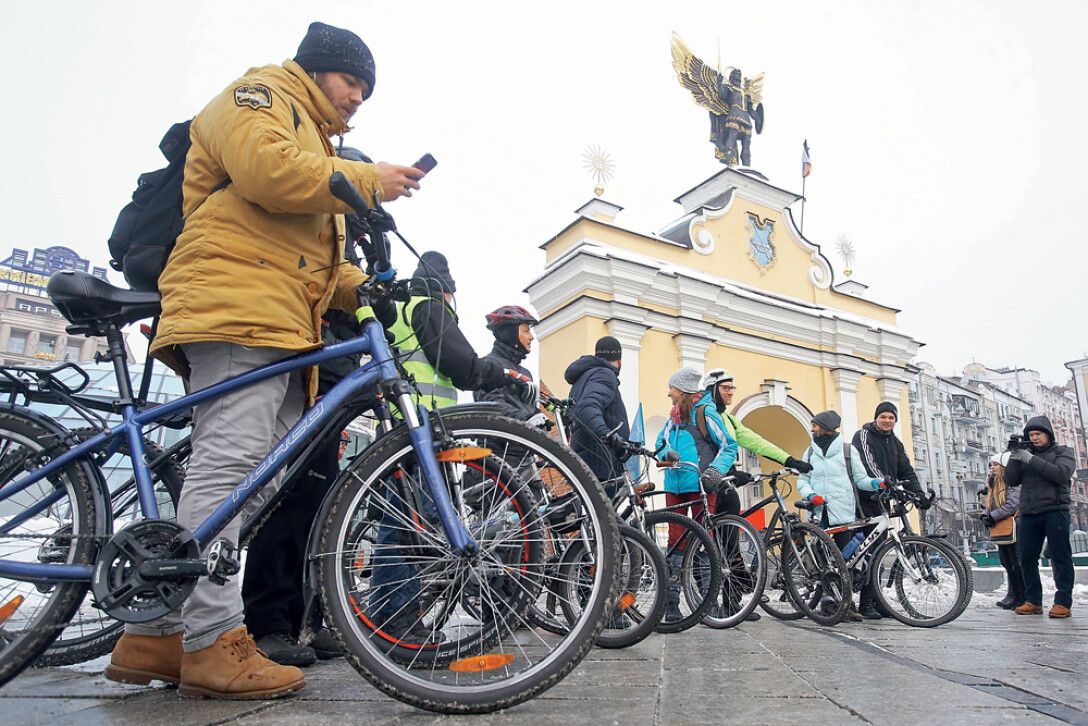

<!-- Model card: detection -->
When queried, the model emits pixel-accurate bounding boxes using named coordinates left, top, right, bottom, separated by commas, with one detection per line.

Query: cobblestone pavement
left=2, top=603, right=1085, bottom=725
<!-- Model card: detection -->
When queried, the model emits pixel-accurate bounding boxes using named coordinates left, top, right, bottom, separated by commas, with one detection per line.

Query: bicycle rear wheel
left=36, top=435, right=185, bottom=667
left=0, top=409, right=99, bottom=687
left=559, top=523, right=666, bottom=649
left=871, top=535, right=971, bottom=627
left=759, top=529, right=804, bottom=620
left=781, top=522, right=849, bottom=626
left=317, top=411, right=618, bottom=714
left=700, top=514, right=767, bottom=629
left=643, top=510, right=721, bottom=634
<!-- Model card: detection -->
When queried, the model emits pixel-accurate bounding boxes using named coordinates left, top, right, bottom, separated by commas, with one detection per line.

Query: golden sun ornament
left=582, top=145, right=615, bottom=197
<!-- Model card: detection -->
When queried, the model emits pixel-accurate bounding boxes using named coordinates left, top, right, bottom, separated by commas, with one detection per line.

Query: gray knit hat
left=668, top=367, right=703, bottom=394
left=812, top=410, right=841, bottom=432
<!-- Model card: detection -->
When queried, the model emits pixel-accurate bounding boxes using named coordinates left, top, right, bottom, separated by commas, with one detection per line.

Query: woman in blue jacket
left=655, top=367, right=738, bottom=620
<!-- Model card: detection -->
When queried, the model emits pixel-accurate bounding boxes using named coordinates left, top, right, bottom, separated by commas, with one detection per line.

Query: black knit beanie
left=294, top=22, right=376, bottom=99
left=812, top=410, right=841, bottom=431
left=412, top=251, right=456, bottom=294
left=874, top=401, right=898, bottom=420
left=595, top=336, right=622, bottom=362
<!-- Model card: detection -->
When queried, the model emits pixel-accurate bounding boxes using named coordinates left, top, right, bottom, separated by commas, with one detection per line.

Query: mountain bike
left=0, top=174, right=619, bottom=714
left=733, top=469, right=849, bottom=626
left=823, top=483, right=971, bottom=627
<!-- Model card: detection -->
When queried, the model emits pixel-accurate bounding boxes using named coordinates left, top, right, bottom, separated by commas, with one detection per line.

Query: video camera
left=1007, top=434, right=1032, bottom=451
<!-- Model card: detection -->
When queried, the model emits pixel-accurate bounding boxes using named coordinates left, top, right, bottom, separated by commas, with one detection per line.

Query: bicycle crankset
left=91, top=519, right=201, bottom=624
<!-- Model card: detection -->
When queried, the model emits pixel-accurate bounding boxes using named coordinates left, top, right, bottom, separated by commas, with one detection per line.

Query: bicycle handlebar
left=329, top=172, right=396, bottom=282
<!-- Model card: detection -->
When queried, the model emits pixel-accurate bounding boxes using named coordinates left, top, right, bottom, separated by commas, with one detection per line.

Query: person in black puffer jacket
left=474, top=305, right=542, bottom=421
left=565, top=336, right=630, bottom=482
left=851, top=401, right=927, bottom=619
left=1005, top=415, right=1076, bottom=618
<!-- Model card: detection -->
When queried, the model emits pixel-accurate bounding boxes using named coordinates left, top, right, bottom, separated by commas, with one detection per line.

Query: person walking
left=979, top=452, right=1025, bottom=610
left=1006, top=416, right=1077, bottom=618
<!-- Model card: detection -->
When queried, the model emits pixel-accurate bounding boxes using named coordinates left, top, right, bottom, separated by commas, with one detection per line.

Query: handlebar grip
left=329, top=173, right=393, bottom=279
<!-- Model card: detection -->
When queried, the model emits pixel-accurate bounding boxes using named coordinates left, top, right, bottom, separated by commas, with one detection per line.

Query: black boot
left=996, top=593, right=1017, bottom=610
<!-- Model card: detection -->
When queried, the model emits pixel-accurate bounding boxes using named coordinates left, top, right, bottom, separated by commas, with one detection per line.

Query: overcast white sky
left=2, top=1, right=1085, bottom=385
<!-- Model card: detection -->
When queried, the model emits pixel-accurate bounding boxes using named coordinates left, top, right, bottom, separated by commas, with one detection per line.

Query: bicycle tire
left=0, top=408, right=99, bottom=687
left=871, top=535, right=971, bottom=628
left=643, top=510, right=721, bottom=634
left=36, top=436, right=185, bottom=667
left=758, top=529, right=805, bottom=620
left=700, top=514, right=768, bottom=629
left=781, top=522, right=849, bottom=626
left=317, top=411, right=619, bottom=714
left=559, top=523, right=666, bottom=649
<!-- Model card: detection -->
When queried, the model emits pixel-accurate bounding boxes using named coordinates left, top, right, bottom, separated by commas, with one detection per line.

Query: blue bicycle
left=0, top=175, right=619, bottom=713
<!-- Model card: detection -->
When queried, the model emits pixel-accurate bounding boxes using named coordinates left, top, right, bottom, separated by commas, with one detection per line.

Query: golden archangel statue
left=671, top=33, right=765, bottom=167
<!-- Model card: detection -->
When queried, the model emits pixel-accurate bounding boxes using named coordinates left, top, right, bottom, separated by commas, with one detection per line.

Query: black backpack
left=107, top=120, right=228, bottom=291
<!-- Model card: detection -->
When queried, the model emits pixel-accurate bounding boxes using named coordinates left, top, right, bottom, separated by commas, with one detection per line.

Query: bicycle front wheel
left=759, top=529, right=804, bottom=620
left=700, top=514, right=767, bottom=629
left=317, top=411, right=619, bottom=714
left=643, top=510, right=721, bottom=634
left=0, top=408, right=99, bottom=687
left=871, top=535, right=971, bottom=627
left=559, top=523, right=666, bottom=649
left=781, top=522, right=849, bottom=626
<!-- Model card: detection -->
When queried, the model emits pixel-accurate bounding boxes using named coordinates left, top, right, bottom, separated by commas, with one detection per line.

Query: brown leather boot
left=105, top=631, right=183, bottom=685
left=1014, top=602, right=1043, bottom=615
left=1048, top=604, right=1071, bottom=619
left=179, top=626, right=305, bottom=700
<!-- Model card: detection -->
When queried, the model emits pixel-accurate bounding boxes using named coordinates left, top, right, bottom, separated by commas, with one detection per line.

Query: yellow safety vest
left=387, top=296, right=458, bottom=411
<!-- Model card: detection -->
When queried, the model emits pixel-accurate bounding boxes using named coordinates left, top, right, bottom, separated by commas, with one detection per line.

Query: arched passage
left=732, top=401, right=812, bottom=527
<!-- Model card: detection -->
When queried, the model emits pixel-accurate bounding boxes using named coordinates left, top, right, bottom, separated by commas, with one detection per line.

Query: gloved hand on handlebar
left=881, top=476, right=896, bottom=489
left=662, top=448, right=681, bottom=463
left=806, top=493, right=826, bottom=507
left=731, top=470, right=755, bottom=487
left=868, top=478, right=884, bottom=491
left=916, top=489, right=936, bottom=510
left=700, top=467, right=729, bottom=492
left=784, top=456, right=813, bottom=474
left=503, top=369, right=538, bottom=406
left=605, top=431, right=629, bottom=452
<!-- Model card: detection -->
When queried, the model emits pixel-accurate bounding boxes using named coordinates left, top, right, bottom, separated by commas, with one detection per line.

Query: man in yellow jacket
left=105, top=22, right=424, bottom=700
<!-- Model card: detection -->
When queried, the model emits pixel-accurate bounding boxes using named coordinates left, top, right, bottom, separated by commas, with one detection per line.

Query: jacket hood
left=564, top=355, right=616, bottom=384
left=1023, top=415, right=1055, bottom=443
left=248, top=61, right=350, bottom=137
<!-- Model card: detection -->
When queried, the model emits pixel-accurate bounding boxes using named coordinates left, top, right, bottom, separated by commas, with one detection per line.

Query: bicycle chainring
left=92, top=519, right=200, bottom=624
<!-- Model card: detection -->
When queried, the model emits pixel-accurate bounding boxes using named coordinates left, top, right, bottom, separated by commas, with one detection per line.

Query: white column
left=831, top=368, right=863, bottom=436
left=877, top=378, right=908, bottom=438
left=606, top=319, right=648, bottom=420
left=673, top=333, right=713, bottom=374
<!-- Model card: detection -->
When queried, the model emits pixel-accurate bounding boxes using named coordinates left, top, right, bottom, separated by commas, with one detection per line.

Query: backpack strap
left=695, top=405, right=711, bottom=444
left=843, top=441, right=852, bottom=470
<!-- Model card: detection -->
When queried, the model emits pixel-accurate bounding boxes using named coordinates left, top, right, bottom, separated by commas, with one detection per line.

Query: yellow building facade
left=528, top=168, right=923, bottom=509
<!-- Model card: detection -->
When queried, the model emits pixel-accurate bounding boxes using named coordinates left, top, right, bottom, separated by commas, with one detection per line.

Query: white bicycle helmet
left=701, top=367, right=734, bottom=390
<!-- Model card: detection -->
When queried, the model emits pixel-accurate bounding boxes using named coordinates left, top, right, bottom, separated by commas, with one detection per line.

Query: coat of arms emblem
left=746, top=213, right=776, bottom=273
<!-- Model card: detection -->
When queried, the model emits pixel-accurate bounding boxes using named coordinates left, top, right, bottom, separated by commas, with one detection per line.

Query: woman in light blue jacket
left=796, top=410, right=882, bottom=529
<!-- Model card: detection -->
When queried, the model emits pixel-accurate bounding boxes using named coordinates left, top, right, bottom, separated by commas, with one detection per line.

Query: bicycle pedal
left=205, top=539, right=241, bottom=585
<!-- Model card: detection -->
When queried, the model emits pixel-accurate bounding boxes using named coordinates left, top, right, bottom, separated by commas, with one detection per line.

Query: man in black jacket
left=565, top=336, right=629, bottom=482
left=1006, top=416, right=1076, bottom=618
left=851, top=401, right=929, bottom=618
left=474, top=305, right=543, bottom=422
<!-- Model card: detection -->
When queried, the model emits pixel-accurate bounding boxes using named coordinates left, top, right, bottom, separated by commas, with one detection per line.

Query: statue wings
left=670, top=32, right=765, bottom=114
left=670, top=33, right=729, bottom=116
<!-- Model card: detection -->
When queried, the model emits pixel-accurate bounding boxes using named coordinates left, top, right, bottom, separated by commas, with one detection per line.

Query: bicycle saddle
left=47, top=271, right=161, bottom=331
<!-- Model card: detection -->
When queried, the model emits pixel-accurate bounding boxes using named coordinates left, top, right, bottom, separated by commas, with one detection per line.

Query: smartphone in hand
left=412, top=153, right=437, bottom=174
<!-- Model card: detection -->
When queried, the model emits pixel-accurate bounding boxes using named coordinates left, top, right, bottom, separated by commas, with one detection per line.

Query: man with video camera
left=1005, top=416, right=1076, bottom=618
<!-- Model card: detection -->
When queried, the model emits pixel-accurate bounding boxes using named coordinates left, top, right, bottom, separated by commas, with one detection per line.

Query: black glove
left=882, top=475, right=897, bottom=488
left=916, top=490, right=934, bottom=510
left=784, top=456, right=813, bottom=474
left=605, top=431, right=628, bottom=452
left=979, top=513, right=996, bottom=527
left=503, top=369, right=538, bottom=407
left=732, top=470, right=755, bottom=487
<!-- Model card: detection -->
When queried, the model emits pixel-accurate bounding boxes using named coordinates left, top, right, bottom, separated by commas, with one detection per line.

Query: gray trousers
left=126, top=342, right=305, bottom=652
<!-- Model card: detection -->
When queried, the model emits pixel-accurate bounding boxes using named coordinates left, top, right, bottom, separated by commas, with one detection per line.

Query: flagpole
left=800, top=175, right=806, bottom=235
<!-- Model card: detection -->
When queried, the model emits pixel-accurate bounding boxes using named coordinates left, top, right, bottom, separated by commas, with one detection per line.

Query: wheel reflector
left=449, top=653, right=516, bottom=672
left=436, top=447, right=492, bottom=462
left=0, top=595, right=24, bottom=625
left=617, top=592, right=637, bottom=611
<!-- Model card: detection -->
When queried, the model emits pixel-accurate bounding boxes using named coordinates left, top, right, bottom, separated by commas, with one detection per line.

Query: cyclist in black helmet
left=473, top=305, right=545, bottom=423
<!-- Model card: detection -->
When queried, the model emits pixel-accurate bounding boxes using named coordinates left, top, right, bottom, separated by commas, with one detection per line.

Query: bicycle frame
left=824, top=492, right=922, bottom=580
left=0, top=320, right=477, bottom=585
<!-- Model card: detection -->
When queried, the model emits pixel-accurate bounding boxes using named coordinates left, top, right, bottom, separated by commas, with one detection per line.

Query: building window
left=37, top=336, right=56, bottom=357
left=64, top=344, right=82, bottom=362
left=6, top=332, right=27, bottom=354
